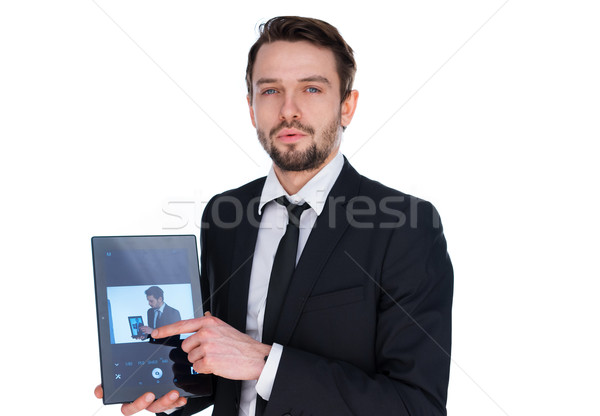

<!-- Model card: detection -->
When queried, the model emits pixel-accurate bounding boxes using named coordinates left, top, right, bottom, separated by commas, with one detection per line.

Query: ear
left=340, top=90, right=359, bottom=128
left=247, top=94, right=257, bottom=128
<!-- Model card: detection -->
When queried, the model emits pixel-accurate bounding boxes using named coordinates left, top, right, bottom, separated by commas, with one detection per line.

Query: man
left=135, top=286, right=182, bottom=339
left=96, top=16, right=453, bottom=416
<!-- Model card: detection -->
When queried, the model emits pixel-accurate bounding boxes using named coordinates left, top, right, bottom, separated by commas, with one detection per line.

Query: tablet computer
left=128, top=316, right=144, bottom=338
left=92, top=235, right=212, bottom=404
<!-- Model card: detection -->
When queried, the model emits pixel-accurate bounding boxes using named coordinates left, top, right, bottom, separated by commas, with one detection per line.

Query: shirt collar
left=258, top=151, right=344, bottom=216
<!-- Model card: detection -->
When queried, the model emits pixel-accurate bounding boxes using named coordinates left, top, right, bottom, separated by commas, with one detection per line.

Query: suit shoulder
left=357, top=174, right=409, bottom=199
left=356, top=174, right=442, bottom=230
left=165, top=304, right=181, bottom=317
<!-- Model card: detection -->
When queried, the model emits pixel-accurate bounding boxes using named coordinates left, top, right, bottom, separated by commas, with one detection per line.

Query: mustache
left=269, top=120, right=315, bottom=138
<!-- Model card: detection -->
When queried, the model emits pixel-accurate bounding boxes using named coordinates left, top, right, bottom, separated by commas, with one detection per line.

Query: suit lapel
left=273, top=159, right=362, bottom=345
left=226, top=180, right=264, bottom=333
left=215, top=180, right=264, bottom=413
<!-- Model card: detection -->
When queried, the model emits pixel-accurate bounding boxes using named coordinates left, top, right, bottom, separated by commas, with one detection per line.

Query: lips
left=276, top=128, right=307, bottom=144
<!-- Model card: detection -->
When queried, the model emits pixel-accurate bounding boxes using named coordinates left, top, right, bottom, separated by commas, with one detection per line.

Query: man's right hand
left=94, top=384, right=187, bottom=415
left=139, top=325, right=154, bottom=335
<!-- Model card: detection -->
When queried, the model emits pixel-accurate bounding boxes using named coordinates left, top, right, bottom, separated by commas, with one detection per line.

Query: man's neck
left=273, top=148, right=339, bottom=195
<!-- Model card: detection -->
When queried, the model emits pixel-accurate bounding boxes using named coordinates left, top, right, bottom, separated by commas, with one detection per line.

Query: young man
left=135, top=286, right=182, bottom=339
left=96, top=16, right=453, bottom=416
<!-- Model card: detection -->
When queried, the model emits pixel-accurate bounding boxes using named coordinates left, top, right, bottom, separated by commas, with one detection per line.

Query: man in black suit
left=136, top=286, right=182, bottom=340
left=96, top=16, right=453, bottom=416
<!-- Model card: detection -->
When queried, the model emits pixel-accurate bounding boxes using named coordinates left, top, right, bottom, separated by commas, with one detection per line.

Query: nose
left=279, top=93, right=301, bottom=122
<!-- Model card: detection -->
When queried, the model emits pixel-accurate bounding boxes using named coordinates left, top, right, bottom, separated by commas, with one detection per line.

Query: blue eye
left=263, top=89, right=277, bottom=95
left=306, top=87, right=320, bottom=93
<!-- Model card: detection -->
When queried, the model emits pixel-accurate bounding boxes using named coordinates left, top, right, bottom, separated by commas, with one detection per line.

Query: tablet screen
left=92, top=235, right=211, bottom=404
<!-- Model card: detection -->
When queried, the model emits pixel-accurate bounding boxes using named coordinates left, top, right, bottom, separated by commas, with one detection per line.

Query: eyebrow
left=255, top=75, right=332, bottom=86
left=255, top=78, right=280, bottom=86
left=298, top=75, right=331, bottom=85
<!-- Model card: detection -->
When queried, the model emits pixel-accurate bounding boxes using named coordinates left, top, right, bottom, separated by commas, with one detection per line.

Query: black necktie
left=262, top=197, right=311, bottom=345
left=256, top=197, right=310, bottom=416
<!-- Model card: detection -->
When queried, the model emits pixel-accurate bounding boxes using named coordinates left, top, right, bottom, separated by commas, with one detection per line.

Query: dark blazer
left=148, top=304, right=182, bottom=329
left=180, top=159, right=453, bottom=416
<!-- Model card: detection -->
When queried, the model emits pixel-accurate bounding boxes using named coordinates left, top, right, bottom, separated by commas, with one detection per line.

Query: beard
left=257, top=116, right=341, bottom=172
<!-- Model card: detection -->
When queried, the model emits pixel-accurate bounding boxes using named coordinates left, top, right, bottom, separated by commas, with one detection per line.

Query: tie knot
left=275, top=197, right=310, bottom=227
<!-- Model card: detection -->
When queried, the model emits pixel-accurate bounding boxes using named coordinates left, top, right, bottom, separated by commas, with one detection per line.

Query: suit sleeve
left=266, top=204, right=453, bottom=416
left=157, top=198, right=218, bottom=416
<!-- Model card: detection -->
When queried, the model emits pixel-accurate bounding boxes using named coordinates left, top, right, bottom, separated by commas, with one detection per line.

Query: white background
left=1, top=1, right=599, bottom=415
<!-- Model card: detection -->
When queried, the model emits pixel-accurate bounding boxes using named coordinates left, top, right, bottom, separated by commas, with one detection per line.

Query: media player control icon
left=152, top=368, right=163, bottom=379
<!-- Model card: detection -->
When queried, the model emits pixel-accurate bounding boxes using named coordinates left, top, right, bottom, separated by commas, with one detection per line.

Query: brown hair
left=246, top=16, right=356, bottom=104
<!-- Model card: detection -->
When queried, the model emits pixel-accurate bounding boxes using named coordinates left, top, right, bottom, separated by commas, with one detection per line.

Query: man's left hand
left=152, top=313, right=271, bottom=381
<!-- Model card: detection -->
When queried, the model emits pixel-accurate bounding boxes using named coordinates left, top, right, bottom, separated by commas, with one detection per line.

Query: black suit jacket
left=148, top=304, right=182, bottom=329
left=180, top=159, right=453, bottom=416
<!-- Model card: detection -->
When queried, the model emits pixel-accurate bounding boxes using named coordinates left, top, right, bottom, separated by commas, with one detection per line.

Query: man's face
left=147, top=295, right=162, bottom=309
left=248, top=41, right=357, bottom=172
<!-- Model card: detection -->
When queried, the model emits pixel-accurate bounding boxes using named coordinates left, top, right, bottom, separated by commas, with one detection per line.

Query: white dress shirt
left=238, top=152, right=344, bottom=416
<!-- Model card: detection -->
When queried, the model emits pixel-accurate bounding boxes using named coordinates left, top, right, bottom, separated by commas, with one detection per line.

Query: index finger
left=151, top=317, right=206, bottom=339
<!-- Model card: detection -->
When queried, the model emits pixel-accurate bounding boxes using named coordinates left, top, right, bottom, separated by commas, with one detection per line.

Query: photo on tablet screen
left=109, top=284, right=194, bottom=344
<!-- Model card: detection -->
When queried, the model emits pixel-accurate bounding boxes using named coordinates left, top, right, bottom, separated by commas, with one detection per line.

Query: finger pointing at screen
left=152, top=312, right=271, bottom=381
